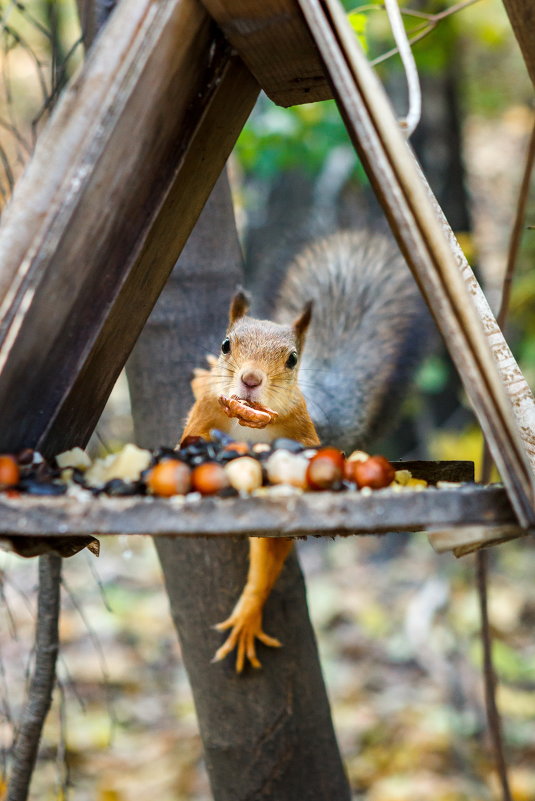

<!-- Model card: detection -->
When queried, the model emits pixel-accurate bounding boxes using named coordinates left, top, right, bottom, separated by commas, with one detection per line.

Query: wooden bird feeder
left=0, top=0, right=533, bottom=558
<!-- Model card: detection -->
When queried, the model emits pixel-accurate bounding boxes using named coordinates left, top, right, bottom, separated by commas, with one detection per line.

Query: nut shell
left=352, top=455, right=395, bottom=490
left=0, top=455, right=19, bottom=489
left=225, top=456, right=263, bottom=493
left=306, top=448, right=344, bottom=490
left=265, top=450, right=308, bottom=489
left=147, top=460, right=191, bottom=497
left=191, top=462, right=229, bottom=495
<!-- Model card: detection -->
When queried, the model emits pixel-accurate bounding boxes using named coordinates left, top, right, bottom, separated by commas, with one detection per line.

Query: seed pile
left=0, top=430, right=429, bottom=499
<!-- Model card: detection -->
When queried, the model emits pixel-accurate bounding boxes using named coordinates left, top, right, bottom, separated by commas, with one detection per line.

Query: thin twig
left=7, top=555, right=62, bottom=801
left=351, top=0, right=483, bottom=66
left=477, top=114, right=535, bottom=801
left=476, top=553, right=512, bottom=801
left=498, top=119, right=535, bottom=329
left=383, top=0, right=421, bottom=137
left=61, top=576, right=116, bottom=742
left=84, top=551, right=113, bottom=612
left=55, top=679, right=69, bottom=801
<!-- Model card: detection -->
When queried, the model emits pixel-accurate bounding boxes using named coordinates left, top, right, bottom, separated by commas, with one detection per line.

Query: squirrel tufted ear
left=293, top=300, right=313, bottom=347
left=229, top=289, right=250, bottom=325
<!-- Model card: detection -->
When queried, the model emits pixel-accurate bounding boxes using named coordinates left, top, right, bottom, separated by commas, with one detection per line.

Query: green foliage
left=347, top=10, right=369, bottom=53
left=416, top=355, right=450, bottom=394
left=236, top=97, right=366, bottom=181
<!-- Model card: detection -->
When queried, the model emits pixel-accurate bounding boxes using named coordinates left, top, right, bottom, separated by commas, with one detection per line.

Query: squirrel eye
left=286, top=351, right=298, bottom=369
left=221, top=337, right=231, bottom=354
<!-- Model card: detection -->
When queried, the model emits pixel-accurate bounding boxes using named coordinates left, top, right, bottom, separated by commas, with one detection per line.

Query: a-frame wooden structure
left=1, top=0, right=534, bottom=797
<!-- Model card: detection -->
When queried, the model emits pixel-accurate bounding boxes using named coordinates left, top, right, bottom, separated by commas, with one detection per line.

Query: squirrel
left=181, top=228, right=429, bottom=673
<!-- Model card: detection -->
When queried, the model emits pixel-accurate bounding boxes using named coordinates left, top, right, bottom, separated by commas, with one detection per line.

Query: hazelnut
left=225, top=456, right=263, bottom=493
left=306, top=448, right=344, bottom=490
left=146, top=459, right=191, bottom=497
left=191, top=462, right=229, bottom=495
left=0, top=455, right=20, bottom=489
left=352, top=455, right=395, bottom=490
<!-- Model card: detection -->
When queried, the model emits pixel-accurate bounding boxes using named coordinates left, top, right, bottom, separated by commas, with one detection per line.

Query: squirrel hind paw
left=212, top=611, right=282, bottom=673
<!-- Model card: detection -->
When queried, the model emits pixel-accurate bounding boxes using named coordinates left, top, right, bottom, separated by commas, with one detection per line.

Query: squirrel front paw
left=212, top=592, right=281, bottom=673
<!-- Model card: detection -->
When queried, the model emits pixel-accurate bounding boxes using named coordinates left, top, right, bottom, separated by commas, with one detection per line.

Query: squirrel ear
left=229, top=289, right=250, bottom=325
left=293, top=300, right=313, bottom=347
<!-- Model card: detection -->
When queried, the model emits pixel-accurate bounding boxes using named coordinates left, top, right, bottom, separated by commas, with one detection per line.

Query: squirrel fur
left=181, top=229, right=428, bottom=672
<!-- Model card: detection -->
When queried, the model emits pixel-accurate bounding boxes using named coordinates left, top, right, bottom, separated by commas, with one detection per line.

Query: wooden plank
left=0, top=0, right=259, bottom=456
left=428, top=524, right=526, bottom=557
left=501, top=0, right=535, bottom=87
left=390, top=460, right=474, bottom=484
left=297, top=0, right=535, bottom=528
left=200, top=0, right=331, bottom=106
left=0, top=485, right=519, bottom=540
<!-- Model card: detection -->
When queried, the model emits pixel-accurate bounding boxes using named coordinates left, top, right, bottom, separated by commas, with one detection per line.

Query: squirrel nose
left=241, top=369, right=263, bottom=388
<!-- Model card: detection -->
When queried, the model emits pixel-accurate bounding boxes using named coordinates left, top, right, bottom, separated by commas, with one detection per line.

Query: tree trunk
left=126, top=170, right=350, bottom=801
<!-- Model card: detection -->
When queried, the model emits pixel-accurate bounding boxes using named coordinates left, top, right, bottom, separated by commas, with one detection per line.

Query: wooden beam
left=390, top=460, right=474, bottom=484
left=428, top=524, right=527, bottom=557
left=0, top=0, right=259, bottom=456
left=501, top=0, right=535, bottom=87
left=0, top=485, right=518, bottom=540
left=201, top=0, right=331, bottom=106
left=298, top=0, right=535, bottom=528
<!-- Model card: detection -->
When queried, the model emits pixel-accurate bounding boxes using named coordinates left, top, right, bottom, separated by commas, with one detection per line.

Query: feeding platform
left=0, top=0, right=532, bottom=551
left=0, top=461, right=526, bottom=559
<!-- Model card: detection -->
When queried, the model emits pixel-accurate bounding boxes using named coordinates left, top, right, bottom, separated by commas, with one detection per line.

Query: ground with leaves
left=1, top=527, right=535, bottom=801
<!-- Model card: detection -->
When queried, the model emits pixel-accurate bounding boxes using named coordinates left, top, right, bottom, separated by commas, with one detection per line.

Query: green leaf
left=348, top=11, right=369, bottom=53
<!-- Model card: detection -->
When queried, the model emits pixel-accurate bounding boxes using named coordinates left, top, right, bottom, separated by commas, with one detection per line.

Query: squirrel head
left=215, top=290, right=313, bottom=414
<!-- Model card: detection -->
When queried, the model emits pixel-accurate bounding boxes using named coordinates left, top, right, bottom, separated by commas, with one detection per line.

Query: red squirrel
left=181, top=229, right=428, bottom=672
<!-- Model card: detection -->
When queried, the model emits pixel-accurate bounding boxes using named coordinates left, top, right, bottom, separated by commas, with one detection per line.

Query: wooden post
left=501, top=0, right=535, bottom=87
left=0, top=0, right=258, bottom=456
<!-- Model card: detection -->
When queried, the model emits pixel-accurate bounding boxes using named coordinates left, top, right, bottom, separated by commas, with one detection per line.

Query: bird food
left=0, top=432, right=429, bottom=500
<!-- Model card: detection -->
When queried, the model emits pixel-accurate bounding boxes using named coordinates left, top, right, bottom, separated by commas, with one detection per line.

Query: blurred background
left=0, top=0, right=534, bottom=798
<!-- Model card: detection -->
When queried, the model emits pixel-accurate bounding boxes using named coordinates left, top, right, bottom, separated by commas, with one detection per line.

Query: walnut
left=218, top=394, right=278, bottom=429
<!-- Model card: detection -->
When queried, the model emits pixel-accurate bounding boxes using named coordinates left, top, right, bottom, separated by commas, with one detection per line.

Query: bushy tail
left=274, top=230, right=431, bottom=451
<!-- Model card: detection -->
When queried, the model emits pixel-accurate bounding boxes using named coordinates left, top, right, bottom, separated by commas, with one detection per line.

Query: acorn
left=191, top=461, right=229, bottom=495
left=225, top=456, right=263, bottom=493
left=0, top=455, right=20, bottom=489
left=306, top=447, right=344, bottom=490
left=146, top=459, right=191, bottom=497
left=351, top=455, right=395, bottom=490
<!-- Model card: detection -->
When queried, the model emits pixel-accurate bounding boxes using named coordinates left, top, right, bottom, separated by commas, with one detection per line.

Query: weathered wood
left=298, top=0, right=535, bottom=528
left=428, top=524, right=526, bottom=557
left=0, top=0, right=259, bottom=456
left=201, top=0, right=331, bottom=106
left=501, top=0, right=535, bottom=87
left=0, top=485, right=519, bottom=540
left=390, top=460, right=474, bottom=484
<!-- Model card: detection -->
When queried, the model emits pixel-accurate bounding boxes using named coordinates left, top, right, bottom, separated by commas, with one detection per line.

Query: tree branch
left=7, top=555, right=62, bottom=801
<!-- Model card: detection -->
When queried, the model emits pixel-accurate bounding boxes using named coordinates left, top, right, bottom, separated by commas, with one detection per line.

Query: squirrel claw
left=212, top=602, right=282, bottom=673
